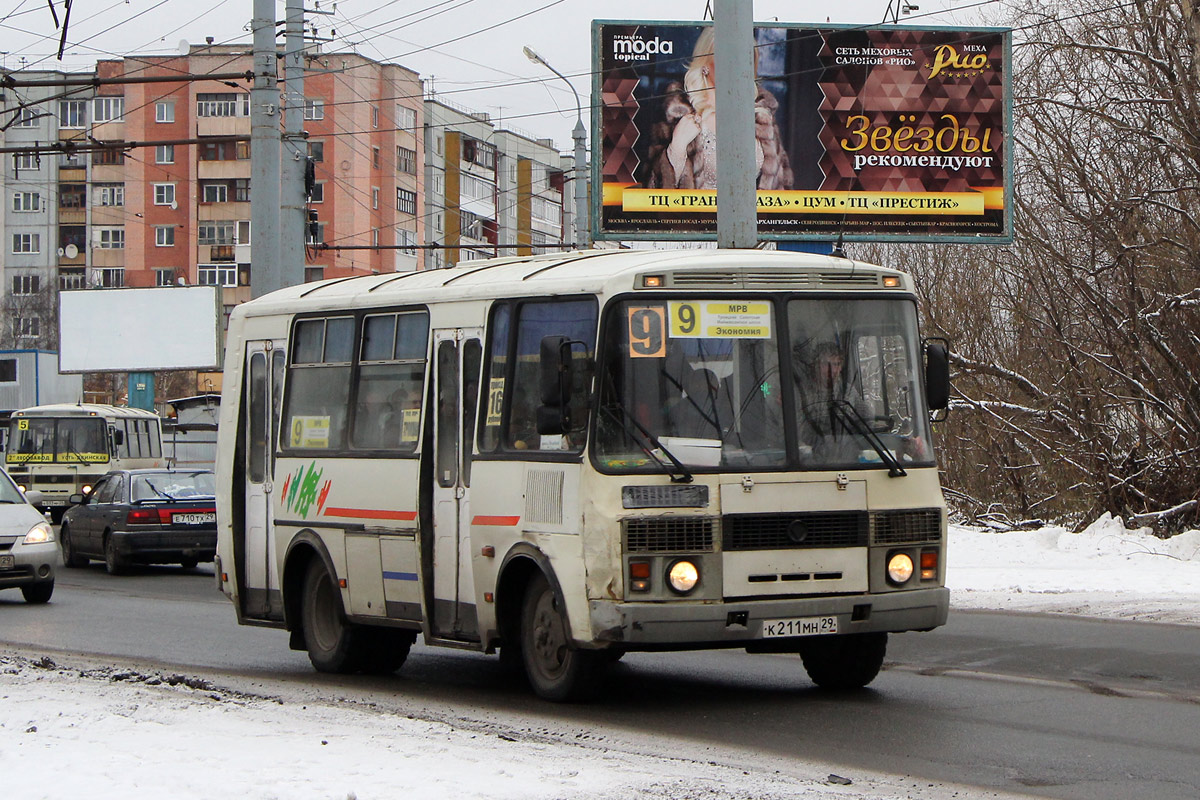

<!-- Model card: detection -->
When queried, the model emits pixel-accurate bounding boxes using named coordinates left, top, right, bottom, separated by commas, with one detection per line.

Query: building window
left=59, top=269, right=86, bottom=290
left=460, top=210, right=484, bottom=240
left=200, top=139, right=248, bottom=161
left=396, top=188, right=417, bottom=215
left=12, top=233, right=41, bottom=254
left=93, top=96, right=125, bottom=123
left=372, top=147, right=381, bottom=169
left=155, top=268, right=175, bottom=287
left=12, top=154, right=39, bottom=171
left=435, top=135, right=443, bottom=156
left=199, top=221, right=236, bottom=246
left=434, top=212, right=443, bottom=233
left=0, top=358, right=15, bottom=383
left=202, top=183, right=229, bottom=203
left=155, top=144, right=175, bottom=164
left=155, top=226, right=175, bottom=247
left=310, top=182, right=325, bottom=203
left=397, top=228, right=418, bottom=256
left=59, top=184, right=87, bottom=208
left=434, top=174, right=443, bottom=194
left=12, top=275, right=41, bottom=295
left=93, top=147, right=125, bottom=166
left=197, top=93, right=247, bottom=117
left=305, top=222, right=327, bottom=245
left=96, top=184, right=124, bottom=207
left=96, top=267, right=125, bottom=288
left=12, top=192, right=41, bottom=212
left=96, top=227, right=125, bottom=249
left=308, top=140, right=324, bottom=162
left=462, top=138, right=496, bottom=169
left=60, top=225, right=86, bottom=253
left=371, top=105, right=379, bottom=128
left=304, top=266, right=325, bottom=282
left=396, top=146, right=416, bottom=174
left=153, top=183, right=176, bottom=206
left=198, top=264, right=238, bottom=287
left=11, top=107, right=41, bottom=127
left=396, top=104, right=416, bottom=132
left=14, top=318, right=40, bottom=339
left=372, top=187, right=380, bottom=209
left=372, top=228, right=380, bottom=247
left=59, top=100, right=87, bottom=128
left=156, top=101, right=175, bottom=123
left=237, top=220, right=251, bottom=244
left=304, top=99, right=325, bottom=120
left=234, top=179, right=251, bottom=203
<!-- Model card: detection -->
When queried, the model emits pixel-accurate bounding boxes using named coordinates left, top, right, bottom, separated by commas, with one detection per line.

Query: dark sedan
left=60, top=469, right=217, bottom=575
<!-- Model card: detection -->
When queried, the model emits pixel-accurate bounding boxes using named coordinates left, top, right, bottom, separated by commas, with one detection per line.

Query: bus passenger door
left=430, top=328, right=483, bottom=641
left=241, top=340, right=286, bottom=620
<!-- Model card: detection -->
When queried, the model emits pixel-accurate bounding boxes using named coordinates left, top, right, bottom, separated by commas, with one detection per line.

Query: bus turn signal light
left=920, top=550, right=938, bottom=581
left=630, top=560, right=651, bottom=592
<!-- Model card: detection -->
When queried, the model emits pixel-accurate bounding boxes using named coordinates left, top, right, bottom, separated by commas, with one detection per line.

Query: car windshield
left=0, top=471, right=26, bottom=504
left=594, top=296, right=935, bottom=472
left=131, top=472, right=216, bottom=502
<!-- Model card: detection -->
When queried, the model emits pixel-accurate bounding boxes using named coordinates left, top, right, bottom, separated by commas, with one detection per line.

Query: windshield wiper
left=599, top=404, right=694, bottom=484
left=831, top=400, right=907, bottom=478
left=143, top=479, right=179, bottom=501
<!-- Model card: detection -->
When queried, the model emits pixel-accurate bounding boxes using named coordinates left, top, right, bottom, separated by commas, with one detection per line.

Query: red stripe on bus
left=472, top=515, right=521, bottom=526
left=324, top=507, right=418, bottom=521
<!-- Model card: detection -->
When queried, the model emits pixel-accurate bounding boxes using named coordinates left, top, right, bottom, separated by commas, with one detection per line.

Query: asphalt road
left=4, top=560, right=1200, bottom=800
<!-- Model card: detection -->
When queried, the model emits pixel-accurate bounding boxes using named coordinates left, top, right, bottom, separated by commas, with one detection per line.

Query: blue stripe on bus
left=382, top=571, right=419, bottom=582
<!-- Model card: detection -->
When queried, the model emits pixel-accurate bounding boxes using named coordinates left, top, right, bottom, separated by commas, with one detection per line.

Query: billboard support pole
left=250, top=0, right=282, bottom=298
left=714, top=0, right=757, bottom=249
left=280, top=0, right=307, bottom=288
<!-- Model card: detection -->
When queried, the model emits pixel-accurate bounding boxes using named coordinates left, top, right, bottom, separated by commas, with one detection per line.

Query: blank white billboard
left=58, top=286, right=222, bottom=373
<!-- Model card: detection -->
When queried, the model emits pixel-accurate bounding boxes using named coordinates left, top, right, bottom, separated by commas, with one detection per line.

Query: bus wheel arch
left=281, top=531, right=337, bottom=648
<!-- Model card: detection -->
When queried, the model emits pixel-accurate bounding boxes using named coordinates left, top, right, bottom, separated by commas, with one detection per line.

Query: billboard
left=58, top=286, right=222, bottom=373
left=594, top=22, right=1012, bottom=243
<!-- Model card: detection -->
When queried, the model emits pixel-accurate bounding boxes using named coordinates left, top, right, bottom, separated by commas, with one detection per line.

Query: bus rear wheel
left=301, top=559, right=364, bottom=673
left=799, top=632, right=888, bottom=690
left=520, top=573, right=604, bottom=702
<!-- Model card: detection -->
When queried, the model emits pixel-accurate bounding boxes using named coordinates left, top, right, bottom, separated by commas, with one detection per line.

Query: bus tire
left=301, top=559, right=363, bottom=673
left=357, top=628, right=417, bottom=675
left=520, top=572, right=605, bottom=702
left=799, top=632, right=888, bottom=690
left=60, top=524, right=88, bottom=568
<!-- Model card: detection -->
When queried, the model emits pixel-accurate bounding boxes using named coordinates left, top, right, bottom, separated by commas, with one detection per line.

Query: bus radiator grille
left=623, top=517, right=716, bottom=553
left=870, top=509, right=943, bottom=544
left=724, top=512, right=867, bottom=550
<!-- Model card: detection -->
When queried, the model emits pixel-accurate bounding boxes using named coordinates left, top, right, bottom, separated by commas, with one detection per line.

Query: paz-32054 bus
left=215, top=249, right=951, bottom=701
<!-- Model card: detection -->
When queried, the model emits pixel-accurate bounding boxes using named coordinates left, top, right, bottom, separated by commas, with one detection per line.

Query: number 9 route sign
left=628, top=301, right=770, bottom=358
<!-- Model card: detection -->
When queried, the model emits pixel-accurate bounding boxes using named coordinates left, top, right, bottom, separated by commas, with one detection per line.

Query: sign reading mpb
left=594, top=21, right=1012, bottom=243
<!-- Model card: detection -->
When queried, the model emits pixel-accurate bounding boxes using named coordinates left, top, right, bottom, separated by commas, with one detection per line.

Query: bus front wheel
left=799, top=632, right=888, bottom=690
left=520, top=573, right=604, bottom=702
left=301, top=559, right=363, bottom=673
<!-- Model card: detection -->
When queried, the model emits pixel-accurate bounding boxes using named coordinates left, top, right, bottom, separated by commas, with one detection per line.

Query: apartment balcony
left=198, top=160, right=251, bottom=180
left=197, top=202, right=250, bottom=221
left=196, top=116, right=250, bottom=137
left=198, top=244, right=237, bottom=262
left=59, top=208, right=86, bottom=225
left=92, top=165, right=125, bottom=183
left=91, top=248, right=125, bottom=268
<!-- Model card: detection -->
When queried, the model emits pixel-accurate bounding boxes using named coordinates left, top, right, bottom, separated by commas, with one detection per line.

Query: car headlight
left=666, top=559, right=700, bottom=594
left=24, top=521, right=53, bottom=545
left=886, top=552, right=914, bottom=585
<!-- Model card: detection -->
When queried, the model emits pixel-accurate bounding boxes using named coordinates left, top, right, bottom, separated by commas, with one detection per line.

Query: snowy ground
left=3, top=516, right=1199, bottom=800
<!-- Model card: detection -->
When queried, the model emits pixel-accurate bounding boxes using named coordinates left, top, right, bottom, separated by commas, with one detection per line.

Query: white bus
left=215, top=249, right=951, bottom=701
left=6, top=404, right=165, bottom=519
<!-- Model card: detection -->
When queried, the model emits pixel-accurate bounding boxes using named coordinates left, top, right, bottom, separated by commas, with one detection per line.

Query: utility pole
left=280, top=0, right=309, bottom=288
left=250, top=0, right=282, bottom=298
left=714, top=0, right=757, bottom=249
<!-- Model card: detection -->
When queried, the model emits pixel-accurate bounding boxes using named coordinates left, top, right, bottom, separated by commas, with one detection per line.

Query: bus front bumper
left=588, top=587, right=949, bottom=646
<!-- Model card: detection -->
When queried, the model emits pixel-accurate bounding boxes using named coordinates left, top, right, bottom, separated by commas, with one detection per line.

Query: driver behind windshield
left=793, top=341, right=873, bottom=465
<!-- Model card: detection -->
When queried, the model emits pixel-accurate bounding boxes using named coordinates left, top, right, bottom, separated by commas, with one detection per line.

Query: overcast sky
left=0, top=0, right=982, bottom=148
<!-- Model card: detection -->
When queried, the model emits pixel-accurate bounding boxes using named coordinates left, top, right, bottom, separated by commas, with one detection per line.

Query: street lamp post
left=523, top=46, right=588, bottom=250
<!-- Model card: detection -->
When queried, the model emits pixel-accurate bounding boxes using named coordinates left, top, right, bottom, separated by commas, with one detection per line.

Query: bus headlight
left=886, top=552, right=914, bottom=585
left=24, top=521, right=53, bottom=545
left=666, top=559, right=700, bottom=594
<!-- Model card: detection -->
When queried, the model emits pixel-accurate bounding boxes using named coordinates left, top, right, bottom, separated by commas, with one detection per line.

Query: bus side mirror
left=538, top=335, right=570, bottom=435
left=924, top=338, right=950, bottom=411
left=112, top=429, right=125, bottom=446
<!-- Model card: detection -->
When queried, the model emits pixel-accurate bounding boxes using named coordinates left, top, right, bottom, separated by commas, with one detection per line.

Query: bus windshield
left=594, top=296, right=935, bottom=472
left=6, top=417, right=109, bottom=464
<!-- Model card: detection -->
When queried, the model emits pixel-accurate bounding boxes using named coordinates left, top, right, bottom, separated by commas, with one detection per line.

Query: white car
left=0, top=467, right=56, bottom=603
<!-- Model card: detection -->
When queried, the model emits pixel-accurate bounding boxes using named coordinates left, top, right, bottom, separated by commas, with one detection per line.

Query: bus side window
left=478, top=303, right=511, bottom=453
